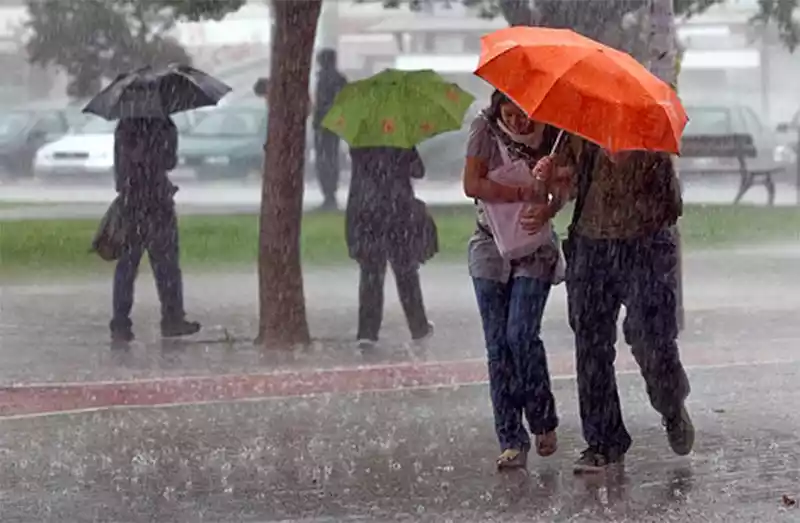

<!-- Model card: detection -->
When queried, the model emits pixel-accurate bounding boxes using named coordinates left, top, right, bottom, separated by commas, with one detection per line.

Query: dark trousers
left=564, top=227, right=690, bottom=458
left=111, top=208, right=185, bottom=330
left=314, top=129, right=340, bottom=205
left=472, top=277, right=558, bottom=452
left=358, top=258, right=429, bottom=341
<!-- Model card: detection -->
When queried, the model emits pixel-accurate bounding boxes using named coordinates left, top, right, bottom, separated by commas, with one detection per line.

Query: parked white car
left=34, top=112, right=198, bottom=181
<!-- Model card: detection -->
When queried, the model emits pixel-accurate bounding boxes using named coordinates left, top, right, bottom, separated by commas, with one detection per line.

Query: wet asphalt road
left=0, top=361, right=798, bottom=522
left=2, top=246, right=800, bottom=385
left=2, top=231, right=800, bottom=520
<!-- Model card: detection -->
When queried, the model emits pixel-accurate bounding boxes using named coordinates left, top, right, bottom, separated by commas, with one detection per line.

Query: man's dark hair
left=253, top=77, right=269, bottom=97
left=317, top=49, right=337, bottom=69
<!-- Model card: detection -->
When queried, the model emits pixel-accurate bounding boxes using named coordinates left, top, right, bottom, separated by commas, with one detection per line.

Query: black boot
left=110, top=318, right=134, bottom=343
left=161, top=318, right=201, bottom=338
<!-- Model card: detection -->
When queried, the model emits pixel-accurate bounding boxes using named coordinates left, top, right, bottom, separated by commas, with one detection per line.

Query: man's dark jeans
left=473, top=277, right=558, bottom=452
left=564, top=227, right=690, bottom=459
left=111, top=206, right=185, bottom=331
left=358, top=259, right=429, bottom=341
left=314, top=129, right=340, bottom=206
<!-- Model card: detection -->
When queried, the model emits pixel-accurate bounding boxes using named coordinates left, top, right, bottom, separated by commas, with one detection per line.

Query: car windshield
left=0, top=112, right=32, bottom=136
left=188, top=109, right=265, bottom=137
left=77, top=117, right=117, bottom=134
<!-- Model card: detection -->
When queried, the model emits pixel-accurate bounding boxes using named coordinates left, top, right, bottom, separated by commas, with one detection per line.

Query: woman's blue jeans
left=472, top=276, right=558, bottom=452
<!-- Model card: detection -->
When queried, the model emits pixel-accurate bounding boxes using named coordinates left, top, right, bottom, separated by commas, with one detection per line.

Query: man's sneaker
left=663, top=404, right=695, bottom=456
left=161, top=319, right=201, bottom=338
left=573, top=448, right=625, bottom=474
left=357, top=339, right=377, bottom=350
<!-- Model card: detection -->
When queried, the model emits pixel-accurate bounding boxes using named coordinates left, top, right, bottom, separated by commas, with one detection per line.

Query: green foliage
left=378, top=0, right=799, bottom=50
left=24, top=0, right=246, bottom=99
left=754, top=0, right=800, bottom=50
left=1, top=204, right=799, bottom=278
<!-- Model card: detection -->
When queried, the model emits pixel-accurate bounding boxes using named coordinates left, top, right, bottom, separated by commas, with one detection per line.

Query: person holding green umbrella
left=322, top=69, right=474, bottom=348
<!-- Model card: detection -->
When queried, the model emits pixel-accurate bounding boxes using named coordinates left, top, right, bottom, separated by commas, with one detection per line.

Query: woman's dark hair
left=486, top=89, right=512, bottom=122
left=484, top=89, right=568, bottom=161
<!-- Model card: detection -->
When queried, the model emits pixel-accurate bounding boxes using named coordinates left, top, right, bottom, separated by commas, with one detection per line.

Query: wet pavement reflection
left=0, top=362, right=798, bottom=522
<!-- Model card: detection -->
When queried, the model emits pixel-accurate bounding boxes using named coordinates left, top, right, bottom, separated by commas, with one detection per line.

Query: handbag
left=412, top=198, right=438, bottom=264
left=90, top=196, right=127, bottom=261
left=482, top=139, right=553, bottom=260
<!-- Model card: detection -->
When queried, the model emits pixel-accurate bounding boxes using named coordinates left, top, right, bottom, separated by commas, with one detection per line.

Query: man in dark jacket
left=536, top=144, right=692, bottom=474
left=312, top=49, right=348, bottom=210
left=111, top=116, right=200, bottom=342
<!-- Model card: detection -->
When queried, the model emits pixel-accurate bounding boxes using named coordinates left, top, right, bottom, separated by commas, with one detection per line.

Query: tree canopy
left=378, top=0, right=799, bottom=51
left=25, top=0, right=246, bottom=98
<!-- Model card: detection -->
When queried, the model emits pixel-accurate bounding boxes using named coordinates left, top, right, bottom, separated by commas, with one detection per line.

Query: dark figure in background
left=110, top=117, right=200, bottom=342
left=347, top=147, right=436, bottom=349
left=312, top=49, right=348, bottom=210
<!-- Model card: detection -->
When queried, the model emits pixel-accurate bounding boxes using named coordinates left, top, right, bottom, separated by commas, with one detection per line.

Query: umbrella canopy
left=475, top=27, right=688, bottom=154
left=83, top=64, right=232, bottom=121
left=322, top=69, right=475, bottom=149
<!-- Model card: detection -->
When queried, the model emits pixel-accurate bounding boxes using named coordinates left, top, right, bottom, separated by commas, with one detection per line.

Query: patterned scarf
left=480, top=109, right=556, bottom=168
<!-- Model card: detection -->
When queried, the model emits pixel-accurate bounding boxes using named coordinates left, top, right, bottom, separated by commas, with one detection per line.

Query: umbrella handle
left=550, top=130, right=565, bottom=156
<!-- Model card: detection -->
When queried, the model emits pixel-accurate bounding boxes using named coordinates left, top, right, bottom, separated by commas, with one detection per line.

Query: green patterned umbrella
left=322, top=69, right=475, bottom=149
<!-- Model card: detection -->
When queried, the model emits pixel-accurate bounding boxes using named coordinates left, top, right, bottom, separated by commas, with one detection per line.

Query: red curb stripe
left=0, top=344, right=796, bottom=418
left=0, top=360, right=488, bottom=417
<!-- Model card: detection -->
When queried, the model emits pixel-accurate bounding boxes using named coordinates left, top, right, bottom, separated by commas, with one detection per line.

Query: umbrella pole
left=550, top=130, right=565, bottom=156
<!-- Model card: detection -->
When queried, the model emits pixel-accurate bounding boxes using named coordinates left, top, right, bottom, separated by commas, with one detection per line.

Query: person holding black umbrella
left=84, top=64, right=231, bottom=342
left=109, top=116, right=201, bottom=342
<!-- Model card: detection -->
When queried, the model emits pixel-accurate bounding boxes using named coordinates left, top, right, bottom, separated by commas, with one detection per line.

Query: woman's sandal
left=535, top=431, right=558, bottom=457
left=496, top=448, right=528, bottom=470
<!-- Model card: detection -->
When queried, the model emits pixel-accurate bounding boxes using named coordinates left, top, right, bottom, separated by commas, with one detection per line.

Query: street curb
left=0, top=344, right=797, bottom=418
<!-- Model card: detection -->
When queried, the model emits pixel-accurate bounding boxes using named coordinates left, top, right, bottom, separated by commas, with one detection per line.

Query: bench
left=679, top=133, right=785, bottom=206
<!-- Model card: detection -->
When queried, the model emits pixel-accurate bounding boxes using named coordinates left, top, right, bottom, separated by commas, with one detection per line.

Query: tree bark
left=646, top=0, right=685, bottom=332
left=257, top=0, right=321, bottom=349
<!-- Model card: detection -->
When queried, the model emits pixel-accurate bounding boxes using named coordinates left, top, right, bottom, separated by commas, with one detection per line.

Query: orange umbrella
left=475, top=26, right=688, bottom=154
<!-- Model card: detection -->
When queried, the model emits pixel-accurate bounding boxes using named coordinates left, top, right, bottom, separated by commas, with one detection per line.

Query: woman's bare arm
left=463, top=156, right=534, bottom=202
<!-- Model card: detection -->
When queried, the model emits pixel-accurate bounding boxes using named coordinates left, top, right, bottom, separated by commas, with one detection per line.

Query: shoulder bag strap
left=568, top=143, right=597, bottom=233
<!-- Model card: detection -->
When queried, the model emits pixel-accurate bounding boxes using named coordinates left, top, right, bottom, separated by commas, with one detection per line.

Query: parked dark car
left=178, top=105, right=268, bottom=181
left=179, top=104, right=348, bottom=181
left=0, top=107, right=74, bottom=178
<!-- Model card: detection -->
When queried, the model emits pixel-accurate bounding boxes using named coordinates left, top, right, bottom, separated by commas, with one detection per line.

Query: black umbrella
left=83, top=64, right=232, bottom=121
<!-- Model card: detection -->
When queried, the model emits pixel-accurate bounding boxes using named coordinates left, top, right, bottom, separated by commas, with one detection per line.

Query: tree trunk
left=646, top=0, right=677, bottom=88
left=646, top=0, right=685, bottom=332
left=257, top=0, right=321, bottom=349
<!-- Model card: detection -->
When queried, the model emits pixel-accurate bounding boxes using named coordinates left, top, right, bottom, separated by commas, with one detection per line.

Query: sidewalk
left=0, top=361, right=797, bottom=522
left=2, top=247, right=799, bottom=521
left=0, top=176, right=798, bottom=221
left=2, top=247, right=800, bottom=399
